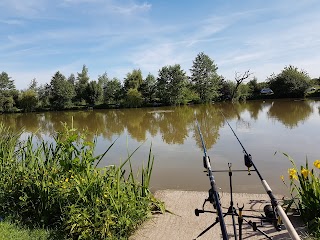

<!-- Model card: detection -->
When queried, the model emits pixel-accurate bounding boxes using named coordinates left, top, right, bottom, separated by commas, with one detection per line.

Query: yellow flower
left=65, top=178, right=69, bottom=182
left=288, top=168, right=298, bottom=180
left=314, top=160, right=320, bottom=169
left=280, top=175, right=284, bottom=181
left=301, top=168, right=309, bottom=179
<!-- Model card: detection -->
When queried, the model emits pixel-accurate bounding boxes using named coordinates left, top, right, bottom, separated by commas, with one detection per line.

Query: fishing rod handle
left=262, top=180, right=300, bottom=240
left=276, top=205, right=300, bottom=240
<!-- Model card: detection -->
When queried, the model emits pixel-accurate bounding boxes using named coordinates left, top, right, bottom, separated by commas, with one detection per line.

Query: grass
left=0, top=123, right=163, bottom=239
left=0, top=220, right=50, bottom=240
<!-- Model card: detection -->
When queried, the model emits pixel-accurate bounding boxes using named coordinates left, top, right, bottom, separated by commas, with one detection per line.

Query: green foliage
left=190, top=52, right=221, bottom=102
left=124, top=69, right=143, bottom=92
left=268, top=65, right=311, bottom=98
left=37, top=84, right=51, bottom=109
left=157, top=64, right=188, bottom=105
left=84, top=81, right=103, bottom=106
left=282, top=155, right=320, bottom=238
left=125, top=88, right=143, bottom=107
left=139, top=73, right=156, bottom=104
left=233, top=84, right=251, bottom=102
left=50, top=71, right=76, bottom=110
left=0, top=72, right=17, bottom=112
left=103, top=78, right=122, bottom=104
left=0, top=124, right=163, bottom=239
left=19, top=89, right=38, bottom=112
left=75, top=65, right=90, bottom=104
left=0, top=72, right=15, bottom=91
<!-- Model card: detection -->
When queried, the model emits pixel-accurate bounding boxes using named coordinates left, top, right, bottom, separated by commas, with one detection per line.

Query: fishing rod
left=195, top=120, right=229, bottom=240
left=220, top=111, right=300, bottom=240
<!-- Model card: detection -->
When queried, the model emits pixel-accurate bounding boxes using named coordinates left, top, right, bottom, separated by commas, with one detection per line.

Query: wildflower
left=314, top=160, right=320, bottom=169
left=301, top=168, right=309, bottom=179
left=288, top=168, right=298, bottom=180
left=65, top=178, right=69, bottom=182
left=280, top=175, right=285, bottom=181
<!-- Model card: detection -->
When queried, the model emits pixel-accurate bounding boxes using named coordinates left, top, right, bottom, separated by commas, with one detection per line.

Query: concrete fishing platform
left=131, top=190, right=306, bottom=240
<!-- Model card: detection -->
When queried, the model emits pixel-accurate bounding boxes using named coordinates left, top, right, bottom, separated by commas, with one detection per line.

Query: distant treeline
left=1, top=52, right=319, bottom=112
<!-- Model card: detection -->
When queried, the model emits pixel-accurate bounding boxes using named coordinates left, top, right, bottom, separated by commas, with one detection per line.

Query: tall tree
left=103, top=78, right=122, bottom=104
left=75, top=65, right=90, bottom=103
left=38, top=84, right=51, bottom=108
left=156, top=64, right=188, bottom=105
left=0, top=72, right=17, bottom=112
left=84, top=81, right=103, bottom=106
left=50, top=71, right=76, bottom=109
left=98, top=72, right=109, bottom=89
left=123, top=69, right=143, bottom=92
left=268, top=65, right=311, bottom=98
left=190, top=52, right=221, bottom=102
left=67, top=73, right=76, bottom=85
left=19, top=89, right=38, bottom=112
left=231, top=70, right=252, bottom=101
left=139, top=73, right=156, bottom=104
left=0, top=71, right=15, bottom=91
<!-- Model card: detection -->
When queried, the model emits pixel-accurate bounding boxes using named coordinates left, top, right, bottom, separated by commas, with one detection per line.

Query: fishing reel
left=262, top=204, right=282, bottom=231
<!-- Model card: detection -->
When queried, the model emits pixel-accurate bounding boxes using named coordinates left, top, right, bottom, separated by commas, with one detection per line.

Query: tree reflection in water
left=267, top=100, right=313, bottom=128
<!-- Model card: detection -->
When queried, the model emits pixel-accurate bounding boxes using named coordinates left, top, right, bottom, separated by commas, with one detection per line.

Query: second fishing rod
left=220, top=111, right=300, bottom=240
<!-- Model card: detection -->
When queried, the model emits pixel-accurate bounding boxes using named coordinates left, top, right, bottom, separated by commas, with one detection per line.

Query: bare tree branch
left=231, top=70, right=252, bottom=101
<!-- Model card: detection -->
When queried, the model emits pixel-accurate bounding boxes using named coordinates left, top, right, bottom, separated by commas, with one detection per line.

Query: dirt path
left=131, top=190, right=306, bottom=240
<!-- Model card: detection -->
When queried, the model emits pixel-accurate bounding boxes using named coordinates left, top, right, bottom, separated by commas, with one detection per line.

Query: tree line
left=1, top=52, right=319, bottom=112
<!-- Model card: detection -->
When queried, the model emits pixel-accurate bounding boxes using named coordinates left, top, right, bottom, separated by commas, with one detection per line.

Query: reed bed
left=0, top=123, right=163, bottom=239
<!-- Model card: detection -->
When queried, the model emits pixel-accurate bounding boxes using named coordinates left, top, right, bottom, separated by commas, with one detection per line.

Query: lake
left=1, top=99, right=319, bottom=194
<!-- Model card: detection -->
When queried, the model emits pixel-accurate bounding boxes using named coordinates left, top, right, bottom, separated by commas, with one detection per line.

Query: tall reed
left=0, top=123, right=163, bottom=239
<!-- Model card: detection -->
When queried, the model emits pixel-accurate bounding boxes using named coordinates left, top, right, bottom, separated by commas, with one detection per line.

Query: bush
left=281, top=154, right=320, bottom=238
left=0, top=124, right=163, bottom=239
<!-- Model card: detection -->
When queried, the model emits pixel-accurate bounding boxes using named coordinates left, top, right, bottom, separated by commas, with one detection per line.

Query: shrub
left=0, top=124, right=163, bottom=239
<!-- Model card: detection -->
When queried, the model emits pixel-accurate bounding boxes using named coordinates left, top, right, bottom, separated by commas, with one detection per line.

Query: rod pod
left=220, top=111, right=300, bottom=240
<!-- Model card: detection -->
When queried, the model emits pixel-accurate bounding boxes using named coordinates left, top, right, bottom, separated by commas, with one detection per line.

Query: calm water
left=1, top=99, right=319, bottom=194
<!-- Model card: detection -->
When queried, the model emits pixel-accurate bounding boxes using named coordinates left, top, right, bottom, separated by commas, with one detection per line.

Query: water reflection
left=1, top=100, right=319, bottom=193
left=0, top=100, right=316, bottom=144
left=267, top=100, right=313, bottom=128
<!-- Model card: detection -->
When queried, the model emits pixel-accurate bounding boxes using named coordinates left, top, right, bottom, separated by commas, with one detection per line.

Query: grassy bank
left=0, top=124, right=163, bottom=239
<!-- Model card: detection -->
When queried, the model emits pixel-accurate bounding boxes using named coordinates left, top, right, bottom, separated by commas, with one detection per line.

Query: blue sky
left=1, top=0, right=320, bottom=89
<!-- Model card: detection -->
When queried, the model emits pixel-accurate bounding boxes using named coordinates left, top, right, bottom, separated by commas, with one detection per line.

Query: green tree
left=123, top=69, right=143, bottom=92
left=0, top=72, right=17, bottom=112
left=98, top=72, right=109, bottom=89
left=156, top=64, right=188, bottom=105
left=190, top=52, right=222, bottom=102
left=67, top=73, right=76, bottom=85
left=139, top=73, right=156, bottom=104
left=19, top=89, right=38, bottom=112
left=50, top=71, right=76, bottom=110
left=268, top=65, right=311, bottom=98
left=125, top=88, right=143, bottom=107
left=75, top=65, right=90, bottom=104
left=84, top=81, right=103, bottom=106
left=103, top=78, right=122, bottom=104
left=29, top=78, right=38, bottom=91
left=38, top=84, right=51, bottom=108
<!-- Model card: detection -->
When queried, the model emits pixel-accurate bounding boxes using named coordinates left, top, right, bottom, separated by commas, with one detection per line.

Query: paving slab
left=131, top=190, right=306, bottom=240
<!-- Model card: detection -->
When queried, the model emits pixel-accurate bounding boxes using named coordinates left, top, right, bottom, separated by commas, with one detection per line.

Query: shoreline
left=131, top=190, right=306, bottom=240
